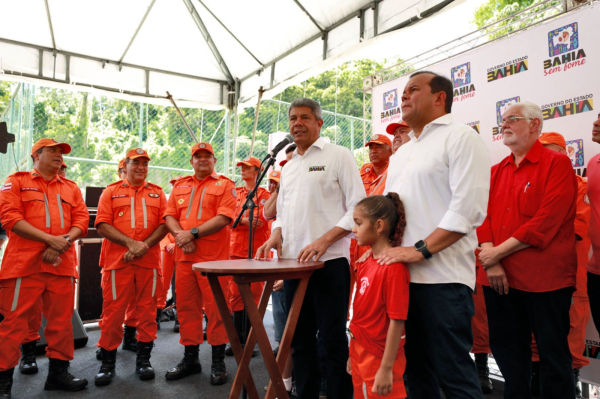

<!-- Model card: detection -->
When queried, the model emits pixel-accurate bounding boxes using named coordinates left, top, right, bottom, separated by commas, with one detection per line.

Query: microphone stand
left=231, top=155, right=277, bottom=399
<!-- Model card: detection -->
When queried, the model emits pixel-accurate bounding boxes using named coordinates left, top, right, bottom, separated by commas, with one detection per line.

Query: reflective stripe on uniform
left=111, top=269, right=117, bottom=300
left=11, top=277, right=22, bottom=311
left=43, top=194, right=51, bottom=228
left=130, top=197, right=135, bottom=229
left=372, top=174, right=386, bottom=195
left=185, top=187, right=196, bottom=219
left=197, top=187, right=207, bottom=219
left=152, top=269, right=157, bottom=297
left=142, top=198, right=148, bottom=229
left=57, top=194, right=65, bottom=229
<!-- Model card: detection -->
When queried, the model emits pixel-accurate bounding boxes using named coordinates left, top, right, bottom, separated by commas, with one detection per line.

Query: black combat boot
left=0, top=368, right=13, bottom=398
left=173, top=315, right=180, bottom=333
left=531, top=361, right=540, bottom=397
left=19, top=341, right=38, bottom=374
left=122, top=325, right=138, bottom=351
left=165, top=345, right=202, bottom=381
left=210, top=344, right=228, bottom=385
left=94, top=349, right=116, bottom=386
left=44, top=358, right=88, bottom=392
left=203, top=313, right=208, bottom=340
left=135, top=341, right=155, bottom=380
left=95, top=348, right=102, bottom=361
left=156, top=309, right=162, bottom=331
left=574, top=368, right=582, bottom=399
left=475, top=353, right=493, bottom=394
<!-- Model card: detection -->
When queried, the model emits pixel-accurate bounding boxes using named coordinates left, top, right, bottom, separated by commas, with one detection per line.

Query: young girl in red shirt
left=347, top=192, right=410, bottom=398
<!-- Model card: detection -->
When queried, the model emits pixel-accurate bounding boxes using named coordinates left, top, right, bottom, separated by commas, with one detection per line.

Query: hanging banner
left=372, top=5, right=600, bottom=385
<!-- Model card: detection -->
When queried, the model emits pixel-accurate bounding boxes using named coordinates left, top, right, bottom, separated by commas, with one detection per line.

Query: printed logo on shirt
left=260, top=199, right=266, bottom=205
left=381, top=89, right=402, bottom=124
left=177, top=185, right=192, bottom=188
left=111, top=194, right=129, bottom=199
left=359, top=277, right=370, bottom=295
left=541, top=95, right=593, bottom=121
left=148, top=193, right=159, bottom=198
left=492, top=96, right=521, bottom=139
left=118, top=212, right=124, bottom=217
left=308, top=166, right=325, bottom=172
left=466, top=121, right=480, bottom=134
left=584, top=194, right=590, bottom=205
left=544, top=22, right=586, bottom=76
left=487, top=56, right=528, bottom=82
left=1, top=183, right=13, bottom=192
left=177, top=198, right=185, bottom=205
left=20, top=187, right=40, bottom=192
left=566, top=139, right=585, bottom=168
left=451, top=62, right=476, bottom=102
left=231, top=188, right=237, bottom=198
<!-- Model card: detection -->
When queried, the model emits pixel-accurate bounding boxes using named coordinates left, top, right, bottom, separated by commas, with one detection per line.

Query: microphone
left=267, top=134, right=294, bottom=158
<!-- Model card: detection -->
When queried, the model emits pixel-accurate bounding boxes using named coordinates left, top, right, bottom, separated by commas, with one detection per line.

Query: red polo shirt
left=587, top=153, right=600, bottom=275
left=477, top=140, right=577, bottom=292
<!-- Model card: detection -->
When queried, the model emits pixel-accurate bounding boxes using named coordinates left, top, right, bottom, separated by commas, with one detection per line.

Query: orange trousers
left=229, top=256, right=264, bottom=312
left=471, top=282, right=491, bottom=354
left=177, top=261, right=229, bottom=346
left=157, top=249, right=176, bottom=309
left=21, top=300, right=42, bottom=344
left=349, top=338, right=407, bottom=399
left=0, top=273, right=75, bottom=371
left=97, top=266, right=161, bottom=351
left=532, top=296, right=590, bottom=369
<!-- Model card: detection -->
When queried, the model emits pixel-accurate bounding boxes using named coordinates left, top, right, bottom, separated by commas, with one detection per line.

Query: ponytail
left=355, top=192, right=407, bottom=247
left=385, top=192, right=406, bottom=247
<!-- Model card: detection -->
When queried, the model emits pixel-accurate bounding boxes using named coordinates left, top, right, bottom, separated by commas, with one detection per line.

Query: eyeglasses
left=497, top=116, right=533, bottom=132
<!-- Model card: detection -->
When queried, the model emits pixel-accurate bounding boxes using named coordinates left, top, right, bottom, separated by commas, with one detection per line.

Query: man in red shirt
left=587, top=113, right=600, bottom=348
left=477, top=102, right=577, bottom=398
left=0, top=138, right=90, bottom=396
left=94, top=148, right=168, bottom=386
left=164, top=142, right=236, bottom=386
left=386, top=121, right=411, bottom=153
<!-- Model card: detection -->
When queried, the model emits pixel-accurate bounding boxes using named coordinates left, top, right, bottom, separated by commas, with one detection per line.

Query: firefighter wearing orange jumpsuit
left=0, top=138, right=89, bottom=396
left=164, top=142, right=236, bottom=386
left=94, top=148, right=168, bottom=386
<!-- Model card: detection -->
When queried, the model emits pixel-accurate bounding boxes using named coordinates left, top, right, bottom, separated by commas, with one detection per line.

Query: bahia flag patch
left=1, top=182, right=12, bottom=192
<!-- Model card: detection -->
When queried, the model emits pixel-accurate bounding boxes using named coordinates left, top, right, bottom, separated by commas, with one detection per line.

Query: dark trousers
left=587, top=272, right=600, bottom=335
left=284, top=257, right=353, bottom=399
left=483, top=286, right=575, bottom=399
left=404, top=282, right=482, bottom=399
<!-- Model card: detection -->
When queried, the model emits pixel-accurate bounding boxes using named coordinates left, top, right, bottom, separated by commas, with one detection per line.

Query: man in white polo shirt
left=379, top=71, right=490, bottom=398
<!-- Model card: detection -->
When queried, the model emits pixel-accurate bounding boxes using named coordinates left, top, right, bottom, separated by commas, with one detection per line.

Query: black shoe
left=0, top=368, right=14, bottom=398
left=273, top=346, right=279, bottom=358
left=210, top=344, right=228, bottom=386
left=122, top=325, right=138, bottom=352
left=156, top=309, right=162, bottom=331
left=19, top=341, right=38, bottom=375
left=165, top=345, right=202, bottom=381
left=94, top=349, right=116, bottom=386
left=225, top=343, right=234, bottom=356
left=475, top=353, right=493, bottom=394
left=173, top=317, right=180, bottom=333
left=252, top=343, right=259, bottom=358
left=136, top=341, right=155, bottom=381
left=319, top=378, right=327, bottom=398
left=44, top=358, right=88, bottom=392
left=574, top=368, right=582, bottom=399
left=531, top=361, right=540, bottom=398
left=95, top=348, right=102, bottom=361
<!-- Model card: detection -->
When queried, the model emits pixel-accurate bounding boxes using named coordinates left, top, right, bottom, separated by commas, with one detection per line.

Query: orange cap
left=191, top=142, right=214, bottom=156
left=279, top=159, right=288, bottom=167
left=237, top=156, right=263, bottom=171
left=365, top=134, right=392, bottom=148
left=539, top=132, right=567, bottom=150
left=118, top=159, right=126, bottom=170
left=268, top=170, right=281, bottom=182
left=31, top=138, right=71, bottom=155
left=386, top=121, right=410, bottom=135
left=170, top=175, right=183, bottom=184
left=61, top=161, right=67, bottom=169
left=125, top=148, right=151, bottom=161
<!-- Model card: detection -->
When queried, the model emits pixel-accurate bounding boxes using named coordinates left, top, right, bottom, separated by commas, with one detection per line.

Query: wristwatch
left=191, top=227, right=199, bottom=239
left=414, top=240, right=433, bottom=260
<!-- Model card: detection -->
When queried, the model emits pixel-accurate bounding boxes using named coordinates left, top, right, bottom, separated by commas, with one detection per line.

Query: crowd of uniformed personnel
left=0, top=96, right=599, bottom=399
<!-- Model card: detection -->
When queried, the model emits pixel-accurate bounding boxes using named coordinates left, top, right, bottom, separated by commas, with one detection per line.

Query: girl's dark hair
left=356, top=192, right=406, bottom=247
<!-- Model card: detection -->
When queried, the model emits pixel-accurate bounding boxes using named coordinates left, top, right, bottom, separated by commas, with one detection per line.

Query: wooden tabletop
left=193, top=258, right=324, bottom=275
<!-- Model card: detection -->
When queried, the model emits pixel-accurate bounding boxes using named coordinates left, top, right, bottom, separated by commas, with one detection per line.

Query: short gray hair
left=288, top=98, right=322, bottom=121
left=518, top=101, right=544, bottom=135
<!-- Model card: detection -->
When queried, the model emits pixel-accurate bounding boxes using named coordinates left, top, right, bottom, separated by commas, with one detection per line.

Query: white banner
left=372, top=6, right=600, bottom=384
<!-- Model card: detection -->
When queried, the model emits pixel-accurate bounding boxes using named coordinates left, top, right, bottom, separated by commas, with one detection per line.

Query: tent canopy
left=0, top=0, right=454, bottom=109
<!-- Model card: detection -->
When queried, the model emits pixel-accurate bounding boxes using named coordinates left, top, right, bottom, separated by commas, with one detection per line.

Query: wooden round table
left=193, top=258, right=324, bottom=399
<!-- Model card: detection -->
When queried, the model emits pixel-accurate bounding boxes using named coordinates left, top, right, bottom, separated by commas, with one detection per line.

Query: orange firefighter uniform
left=0, top=168, right=89, bottom=371
left=95, top=178, right=167, bottom=351
left=229, top=184, right=270, bottom=311
left=157, top=233, right=176, bottom=310
left=164, top=171, right=237, bottom=346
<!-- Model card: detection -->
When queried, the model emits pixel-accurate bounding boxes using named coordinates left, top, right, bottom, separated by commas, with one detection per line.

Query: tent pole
left=249, top=87, right=265, bottom=157
left=166, top=91, right=198, bottom=143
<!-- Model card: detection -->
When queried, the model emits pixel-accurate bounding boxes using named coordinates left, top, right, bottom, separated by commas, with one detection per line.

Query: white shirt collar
left=293, top=136, right=326, bottom=158
left=408, top=113, right=454, bottom=140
